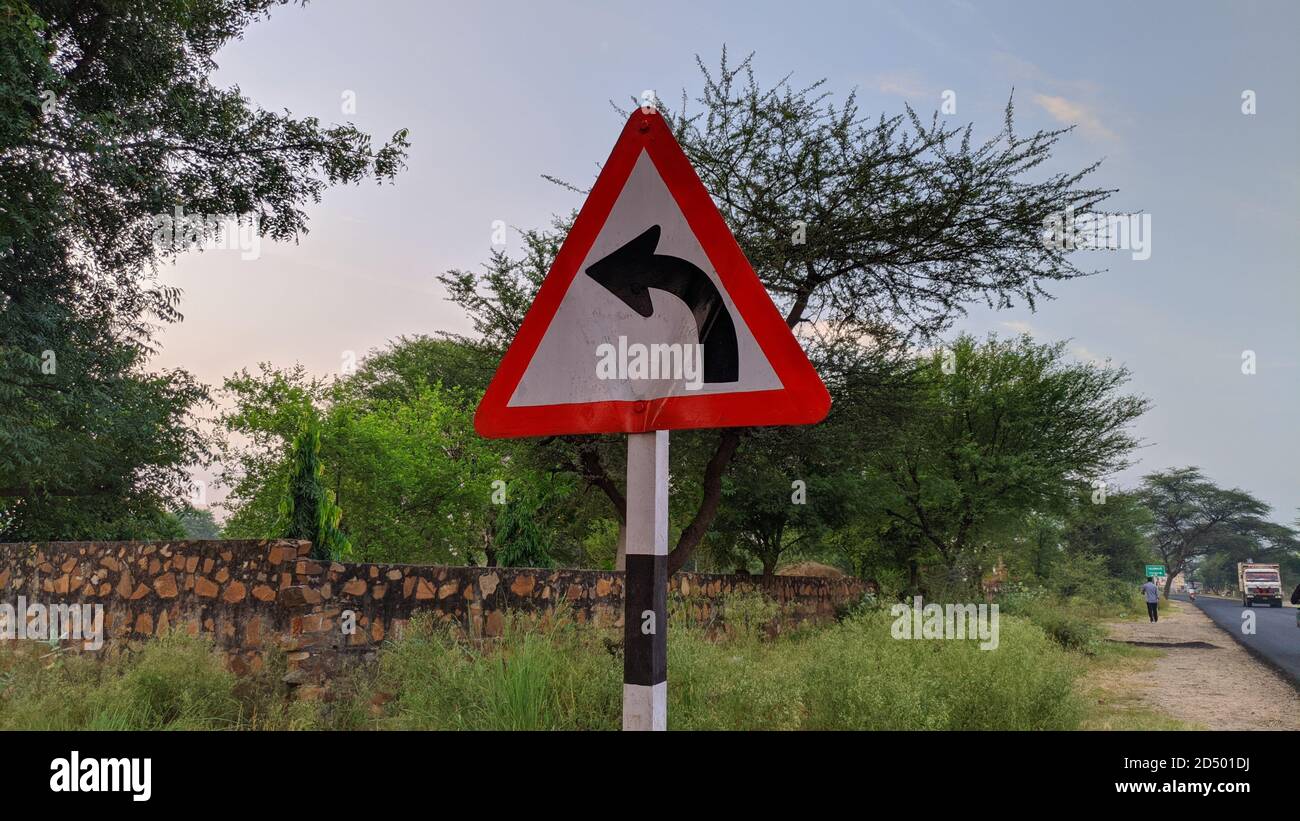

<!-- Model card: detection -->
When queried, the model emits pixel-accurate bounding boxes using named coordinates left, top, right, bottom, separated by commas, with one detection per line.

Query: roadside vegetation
left=0, top=588, right=1170, bottom=731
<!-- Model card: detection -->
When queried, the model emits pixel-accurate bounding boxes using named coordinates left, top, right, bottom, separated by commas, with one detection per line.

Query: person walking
left=1141, top=577, right=1160, bottom=623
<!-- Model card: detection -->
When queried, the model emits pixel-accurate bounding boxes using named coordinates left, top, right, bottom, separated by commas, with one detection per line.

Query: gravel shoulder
left=1096, top=599, right=1300, bottom=730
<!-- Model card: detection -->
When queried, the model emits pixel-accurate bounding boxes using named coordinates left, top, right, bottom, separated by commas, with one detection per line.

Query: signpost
left=1146, top=564, right=1166, bottom=578
left=475, top=107, right=829, bottom=730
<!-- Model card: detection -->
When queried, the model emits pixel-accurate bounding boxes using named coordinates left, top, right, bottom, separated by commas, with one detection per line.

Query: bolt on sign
left=475, top=107, right=829, bottom=730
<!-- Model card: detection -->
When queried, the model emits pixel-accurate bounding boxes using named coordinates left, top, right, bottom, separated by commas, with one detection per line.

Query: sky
left=156, top=0, right=1300, bottom=521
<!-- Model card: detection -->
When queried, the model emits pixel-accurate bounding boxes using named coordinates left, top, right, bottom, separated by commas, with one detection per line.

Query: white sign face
left=508, top=150, right=781, bottom=408
left=475, top=108, right=829, bottom=439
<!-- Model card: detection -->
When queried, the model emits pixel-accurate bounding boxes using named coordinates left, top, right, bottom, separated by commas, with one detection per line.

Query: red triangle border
left=475, top=110, right=830, bottom=438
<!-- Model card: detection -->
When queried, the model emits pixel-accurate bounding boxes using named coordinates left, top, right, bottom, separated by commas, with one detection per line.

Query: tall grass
left=0, top=632, right=242, bottom=730
left=0, top=594, right=1090, bottom=730
left=377, top=609, right=621, bottom=730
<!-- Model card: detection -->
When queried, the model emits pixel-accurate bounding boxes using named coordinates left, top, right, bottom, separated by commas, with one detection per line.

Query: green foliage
left=218, top=345, right=595, bottom=566
left=714, top=343, right=912, bottom=576
left=1062, top=486, right=1154, bottom=580
left=864, top=333, right=1149, bottom=575
left=494, top=488, right=556, bottom=569
left=281, top=418, right=351, bottom=561
left=174, top=505, right=221, bottom=539
left=0, top=0, right=406, bottom=541
left=0, top=633, right=239, bottom=730
left=375, top=598, right=1086, bottom=730
left=2, top=596, right=1095, bottom=731
left=1137, top=467, right=1299, bottom=595
left=1046, top=551, right=1136, bottom=607
left=1019, top=607, right=1102, bottom=653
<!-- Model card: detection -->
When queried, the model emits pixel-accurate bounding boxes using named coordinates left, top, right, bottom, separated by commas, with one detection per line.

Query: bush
left=104, top=632, right=242, bottom=728
left=1028, top=610, right=1101, bottom=653
left=0, top=632, right=240, bottom=730
left=1048, top=552, right=1138, bottom=609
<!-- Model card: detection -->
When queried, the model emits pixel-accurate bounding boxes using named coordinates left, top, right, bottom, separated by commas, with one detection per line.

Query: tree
left=216, top=363, right=329, bottom=539
left=0, top=359, right=209, bottom=540
left=867, top=333, right=1148, bottom=577
left=217, top=342, right=592, bottom=566
left=281, top=418, right=351, bottom=561
left=174, top=505, right=221, bottom=540
left=0, top=1, right=407, bottom=539
left=713, top=341, right=911, bottom=575
left=441, top=50, right=1116, bottom=574
left=1061, top=485, right=1153, bottom=580
left=1138, top=468, right=1298, bottom=596
left=493, top=485, right=557, bottom=569
left=715, top=429, right=855, bottom=576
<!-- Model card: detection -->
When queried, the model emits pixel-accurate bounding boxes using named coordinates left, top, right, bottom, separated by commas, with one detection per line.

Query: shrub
left=1027, top=610, right=1101, bottom=653
left=0, top=632, right=240, bottom=730
left=101, top=632, right=243, bottom=729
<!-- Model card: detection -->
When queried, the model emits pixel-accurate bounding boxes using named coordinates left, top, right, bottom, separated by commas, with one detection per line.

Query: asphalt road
left=1173, top=592, right=1300, bottom=684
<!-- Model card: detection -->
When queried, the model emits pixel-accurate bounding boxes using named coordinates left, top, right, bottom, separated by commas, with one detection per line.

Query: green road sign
left=1145, top=564, right=1166, bottom=577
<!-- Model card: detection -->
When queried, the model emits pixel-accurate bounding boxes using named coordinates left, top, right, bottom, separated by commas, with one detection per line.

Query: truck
left=1237, top=562, right=1283, bottom=608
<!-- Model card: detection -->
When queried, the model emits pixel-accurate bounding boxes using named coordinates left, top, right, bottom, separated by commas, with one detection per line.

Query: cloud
left=1032, top=93, right=1118, bottom=141
left=1000, top=320, right=1036, bottom=336
left=998, top=320, right=1109, bottom=364
left=868, top=70, right=934, bottom=100
left=1069, top=344, right=1109, bottom=365
left=990, top=51, right=1118, bottom=143
left=991, top=52, right=1101, bottom=97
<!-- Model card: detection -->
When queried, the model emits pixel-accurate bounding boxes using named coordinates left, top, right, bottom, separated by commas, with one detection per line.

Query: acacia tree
left=1061, top=485, right=1154, bottom=580
left=868, top=333, right=1148, bottom=578
left=1137, top=467, right=1297, bottom=597
left=442, top=50, right=1114, bottom=574
left=0, top=1, right=407, bottom=538
left=714, top=340, right=914, bottom=575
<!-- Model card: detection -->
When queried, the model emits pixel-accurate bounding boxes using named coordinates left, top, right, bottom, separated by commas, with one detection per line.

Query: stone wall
left=0, top=540, right=869, bottom=687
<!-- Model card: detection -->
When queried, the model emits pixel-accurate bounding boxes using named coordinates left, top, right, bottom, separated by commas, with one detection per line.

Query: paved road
left=1172, top=593, right=1300, bottom=684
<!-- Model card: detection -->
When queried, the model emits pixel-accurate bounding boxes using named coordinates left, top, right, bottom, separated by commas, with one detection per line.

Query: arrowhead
left=584, top=225, right=661, bottom=317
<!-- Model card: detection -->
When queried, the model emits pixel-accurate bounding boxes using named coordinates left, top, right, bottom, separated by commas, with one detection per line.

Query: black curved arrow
left=584, top=225, right=739, bottom=383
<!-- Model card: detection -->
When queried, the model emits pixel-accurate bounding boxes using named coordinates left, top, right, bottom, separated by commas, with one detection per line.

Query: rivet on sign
left=638, top=121, right=650, bottom=133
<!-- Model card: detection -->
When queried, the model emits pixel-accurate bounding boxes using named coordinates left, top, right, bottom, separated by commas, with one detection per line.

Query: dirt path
left=1099, top=599, right=1300, bottom=730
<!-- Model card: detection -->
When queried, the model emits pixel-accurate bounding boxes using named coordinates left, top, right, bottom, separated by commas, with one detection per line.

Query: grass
left=1050, top=595, right=1195, bottom=730
left=0, top=592, right=1139, bottom=731
left=1075, top=640, right=1194, bottom=730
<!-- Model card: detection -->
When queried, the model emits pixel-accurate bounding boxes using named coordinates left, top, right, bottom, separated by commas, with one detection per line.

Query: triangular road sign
left=475, top=108, right=830, bottom=438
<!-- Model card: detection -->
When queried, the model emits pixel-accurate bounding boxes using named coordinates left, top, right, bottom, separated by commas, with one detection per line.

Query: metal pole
left=622, top=429, right=668, bottom=730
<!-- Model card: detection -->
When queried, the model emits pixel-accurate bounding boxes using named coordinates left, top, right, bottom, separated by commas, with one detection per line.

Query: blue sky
left=158, top=0, right=1299, bottom=520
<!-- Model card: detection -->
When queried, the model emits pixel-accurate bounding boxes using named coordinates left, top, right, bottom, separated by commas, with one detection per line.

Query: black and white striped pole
left=622, top=429, right=668, bottom=730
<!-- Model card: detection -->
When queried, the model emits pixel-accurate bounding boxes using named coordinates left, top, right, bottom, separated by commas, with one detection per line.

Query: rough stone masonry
left=0, top=540, right=869, bottom=688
